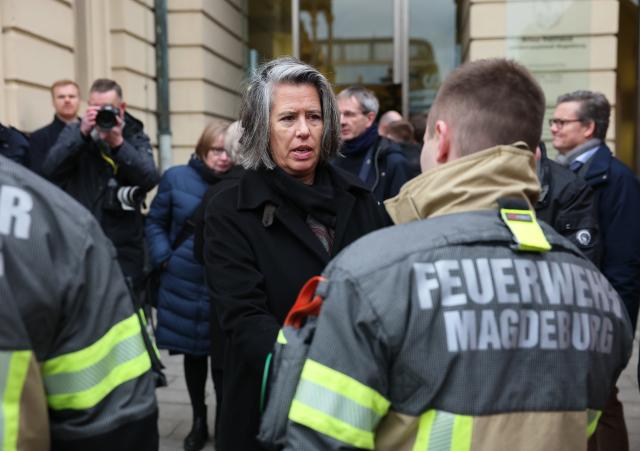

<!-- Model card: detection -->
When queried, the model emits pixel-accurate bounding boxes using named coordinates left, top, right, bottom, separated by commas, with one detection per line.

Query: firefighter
left=282, top=59, right=633, bottom=450
left=0, top=154, right=158, bottom=450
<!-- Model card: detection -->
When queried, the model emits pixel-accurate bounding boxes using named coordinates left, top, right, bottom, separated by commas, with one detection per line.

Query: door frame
left=291, top=0, right=410, bottom=117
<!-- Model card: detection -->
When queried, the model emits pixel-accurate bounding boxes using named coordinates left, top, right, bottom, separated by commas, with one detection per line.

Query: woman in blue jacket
left=145, top=120, right=235, bottom=451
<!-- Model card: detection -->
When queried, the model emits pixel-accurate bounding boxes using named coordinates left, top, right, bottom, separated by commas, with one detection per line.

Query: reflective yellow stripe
left=46, top=352, right=150, bottom=410
left=413, top=410, right=436, bottom=450
left=301, top=359, right=390, bottom=416
left=0, top=351, right=31, bottom=451
left=42, top=314, right=151, bottom=410
left=413, top=410, right=473, bottom=451
left=587, top=409, right=602, bottom=437
left=289, top=399, right=375, bottom=449
left=500, top=208, right=551, bottom=252
left=451, top=414, right=473, bottom=451
left=43, top=314, right=141, bottom=375
left=277, top=330, right=288, bottom=345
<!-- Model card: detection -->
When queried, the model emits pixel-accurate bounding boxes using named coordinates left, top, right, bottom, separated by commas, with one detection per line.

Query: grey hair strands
left=238, top=57, right=341, bottom=171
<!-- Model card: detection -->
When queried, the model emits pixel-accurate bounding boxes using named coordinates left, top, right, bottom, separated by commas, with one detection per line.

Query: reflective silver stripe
left=429, top=411, right=454, bottom=450
left=0, top=352, right=11, bottom=448
left=295, top=378, right=382, bottom=432
left=44, top=334, right=145, bottom=395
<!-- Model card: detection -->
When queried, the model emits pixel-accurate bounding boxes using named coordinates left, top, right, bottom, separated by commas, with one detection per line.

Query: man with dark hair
left=386, top=119, right=421, bottom=178
left=42, top=78, right=160, bottom=286
left=28, top=79, right=81, bottom=175
left=334, top=86, right=411, bottom=202
left=551, top=90, right=640, bottom=451
left=281, top=59, right=632, bottom=450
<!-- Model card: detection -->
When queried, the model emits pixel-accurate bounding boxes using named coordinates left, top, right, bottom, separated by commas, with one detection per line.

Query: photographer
left=42, top=78, right=160, bottom=285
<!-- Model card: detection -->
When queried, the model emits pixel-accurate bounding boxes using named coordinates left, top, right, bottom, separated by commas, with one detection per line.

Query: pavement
left=157, top=325, right=640, bottom=451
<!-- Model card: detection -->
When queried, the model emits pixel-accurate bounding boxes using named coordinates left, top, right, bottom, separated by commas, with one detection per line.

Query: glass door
left=296, top=0, right=402, bottom=114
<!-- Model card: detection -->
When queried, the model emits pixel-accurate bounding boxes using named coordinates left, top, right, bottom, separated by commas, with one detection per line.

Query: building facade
left=250, top=0, right=638, bottom=167
left=1, top=0, right=637, bottom=170
left=0, top=0, right=246, bottom=166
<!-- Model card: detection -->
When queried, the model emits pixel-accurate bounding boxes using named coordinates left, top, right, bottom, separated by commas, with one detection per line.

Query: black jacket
left=579, top=143, right=640, bottom=327
left=535, top=151, right=601, bottom=266
left=334, top=136, right=412, bottom=203
left=203, top=165, right=388, bottom=451
left=28, top=115, right=70, bottom=176
left=192, top=165, right=244, bottom=368
left=41, top=112, right=160, bottom=281
left=0, top=123, right=29, bottom=166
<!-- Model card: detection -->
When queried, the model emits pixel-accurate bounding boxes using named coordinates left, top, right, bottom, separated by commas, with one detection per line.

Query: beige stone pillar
left=167, top=0, right=247, bottom=164
left=0, top=0, right=76, bottom=130
left=459, top=0, right=620, bottom=155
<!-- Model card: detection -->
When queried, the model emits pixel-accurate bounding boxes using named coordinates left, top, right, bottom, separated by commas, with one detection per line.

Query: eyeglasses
left=548, top=118, right=582, bottom=128
left=209, top=147, right=228, bottom=156
left=340, top=110, right=365, bottom=119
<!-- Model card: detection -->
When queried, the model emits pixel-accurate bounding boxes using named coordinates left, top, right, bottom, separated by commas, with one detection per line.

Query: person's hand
left=97, top=114, right=125, bottom=149
left=80, top=106, right=99, bottom=136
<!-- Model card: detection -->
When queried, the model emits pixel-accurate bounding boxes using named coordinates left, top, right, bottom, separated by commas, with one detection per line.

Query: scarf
left=189, top=154, right=236, bottom=185
left=555, top=138, right=601, bottom=167
left=262, top=164, right=338, bottom=229
left=342, top=123, right=379, bottom=156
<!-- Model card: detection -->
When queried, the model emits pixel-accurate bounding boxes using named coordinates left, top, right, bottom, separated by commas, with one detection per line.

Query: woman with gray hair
left=203, top=57, right=388, bottom=451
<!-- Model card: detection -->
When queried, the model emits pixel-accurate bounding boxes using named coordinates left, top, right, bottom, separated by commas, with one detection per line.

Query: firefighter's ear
left=434, top=120, right=451, bottom=164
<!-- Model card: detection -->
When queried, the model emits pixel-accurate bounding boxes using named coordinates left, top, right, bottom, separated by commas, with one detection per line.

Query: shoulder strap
left=497, top=198, right=551, bottom=253
left=171, top=206, right=202, bottom=250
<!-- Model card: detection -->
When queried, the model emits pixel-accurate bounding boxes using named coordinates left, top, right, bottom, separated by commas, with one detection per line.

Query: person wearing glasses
left=145, top=120, right=236, bottom=451
left=334, top=86, right=411, bottom=203
left=551, top=90, right=640, bottom=451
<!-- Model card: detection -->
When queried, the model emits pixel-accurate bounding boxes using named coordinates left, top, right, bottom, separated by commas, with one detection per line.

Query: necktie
left=569, top=159, right=584, bottom=173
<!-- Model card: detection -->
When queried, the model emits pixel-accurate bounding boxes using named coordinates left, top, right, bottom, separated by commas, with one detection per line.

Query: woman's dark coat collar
left=235, top=163, right=372, bottom=260
left=236, top=163, right=370, bottom=210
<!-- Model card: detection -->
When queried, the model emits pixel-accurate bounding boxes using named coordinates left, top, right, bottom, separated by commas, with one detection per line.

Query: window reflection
left=247, top=0, right=293, bottom=69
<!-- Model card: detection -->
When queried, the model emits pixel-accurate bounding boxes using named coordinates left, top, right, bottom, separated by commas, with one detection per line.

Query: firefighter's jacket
left=284, top=146, right=633, bottom=450
left=0, top=155, right=158, bottom=450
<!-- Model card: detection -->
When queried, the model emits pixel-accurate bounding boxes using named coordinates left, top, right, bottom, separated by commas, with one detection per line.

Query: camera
left=104, top=178, right=144, bottom=211
left=96, top=105, right=120, bottom=130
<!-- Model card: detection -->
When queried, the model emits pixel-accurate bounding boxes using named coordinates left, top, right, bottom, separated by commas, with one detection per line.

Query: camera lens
left=96, top=106, right=120, bottom=130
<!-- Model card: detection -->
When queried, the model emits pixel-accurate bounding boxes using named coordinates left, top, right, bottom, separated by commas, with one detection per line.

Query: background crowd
left=1, top=55, right=639, bottom=451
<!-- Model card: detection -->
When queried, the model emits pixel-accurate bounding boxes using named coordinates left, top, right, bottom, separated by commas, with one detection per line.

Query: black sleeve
left=41, top=123, right=86, bottom=182
left=112, top=131, right=160, bottom=191
left=552, top=179, right=601, bottom=267
left=0, top=127, right=29, bottom=166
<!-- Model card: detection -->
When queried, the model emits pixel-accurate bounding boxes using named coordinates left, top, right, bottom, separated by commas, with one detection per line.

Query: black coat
left=203, top=165, right=388, bottom=451
left=0, top=124, right=28, bottom=166
left=333, top=136, right=412, bottom=203
left=580, top=144, right=640, bottom=327
left=41, top=112, right=160, bottom=281
left=535, top=151, right=601, bottom=266
left=192, top=165, right=244, bottom=368
left=28, top=115, right=69, bottom=176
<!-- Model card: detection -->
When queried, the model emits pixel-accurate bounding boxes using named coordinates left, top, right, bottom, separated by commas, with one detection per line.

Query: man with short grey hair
left=334, top=86, right=410, bottom=202
left=551, top=90, right=640, bottom=451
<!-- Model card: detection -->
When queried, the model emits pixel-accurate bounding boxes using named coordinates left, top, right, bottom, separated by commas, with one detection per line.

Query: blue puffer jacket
left=145, top=156, right=214, bottom=355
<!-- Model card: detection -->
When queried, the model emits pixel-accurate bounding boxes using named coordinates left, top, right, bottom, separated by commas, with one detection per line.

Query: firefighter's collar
left=384, top=144, right=540, bottom=224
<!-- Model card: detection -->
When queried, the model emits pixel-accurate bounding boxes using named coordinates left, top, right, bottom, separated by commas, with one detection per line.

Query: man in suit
left=551, top=90, right=640, bottom=451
